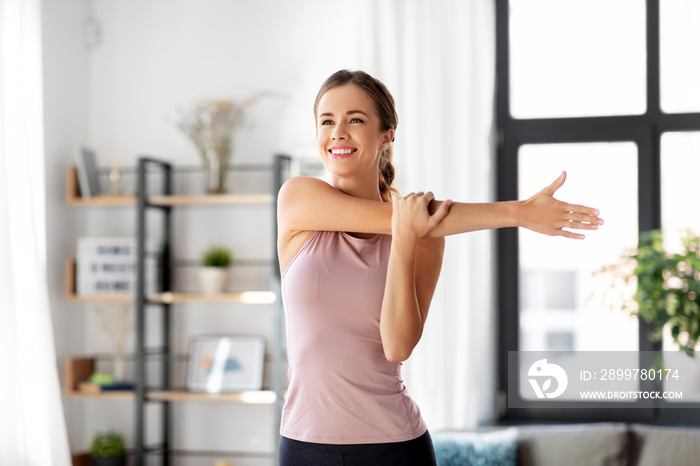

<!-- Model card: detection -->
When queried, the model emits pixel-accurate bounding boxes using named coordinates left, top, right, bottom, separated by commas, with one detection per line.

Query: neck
left=331, top=174, right=383, bottom=202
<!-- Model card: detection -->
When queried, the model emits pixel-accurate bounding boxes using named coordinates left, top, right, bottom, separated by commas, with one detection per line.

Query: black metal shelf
left=132, top=155, right=291, bottom=466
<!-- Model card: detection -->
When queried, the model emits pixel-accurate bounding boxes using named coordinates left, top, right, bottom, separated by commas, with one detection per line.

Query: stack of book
left=76, top=237, right=159, bottom=295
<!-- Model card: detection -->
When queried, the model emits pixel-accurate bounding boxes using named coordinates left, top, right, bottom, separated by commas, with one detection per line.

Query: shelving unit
left=65, top=156, right=290, bottom=466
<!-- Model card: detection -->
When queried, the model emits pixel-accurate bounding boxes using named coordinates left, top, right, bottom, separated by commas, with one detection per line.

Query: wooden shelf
left=149, top=291, right=276, bottom=304
left=148, top=193, right=273, bottom=206
left=65, top=260, right=275, bottom=303
left=66, top=389, right=134, bottom=400
left=64, top=357, right=133, bottom=399
left=64, top=357, right=277, bottom=403
left=66, top=166, right=136, bottom=206
left=147, top=390, right=276, bottom=404
left=67, top=165, right=273, bottom=207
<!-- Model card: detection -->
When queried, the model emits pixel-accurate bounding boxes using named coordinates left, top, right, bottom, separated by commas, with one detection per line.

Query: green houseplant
left=601, top=230, right=700, bottom=356
left=199, top=245, right=233, bottom=294
left=90, top=432, right=126, bottom=466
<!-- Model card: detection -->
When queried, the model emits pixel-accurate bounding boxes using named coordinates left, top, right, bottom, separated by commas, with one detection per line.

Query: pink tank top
left=280, top=230, right=427, bottom=444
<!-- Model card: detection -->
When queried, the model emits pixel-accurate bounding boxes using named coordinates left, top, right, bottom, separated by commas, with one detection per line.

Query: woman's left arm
left=380, top=192, right=450, bottom=362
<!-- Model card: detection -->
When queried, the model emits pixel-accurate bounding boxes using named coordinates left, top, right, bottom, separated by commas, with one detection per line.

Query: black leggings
left=278, top=430, right=437, bottom=466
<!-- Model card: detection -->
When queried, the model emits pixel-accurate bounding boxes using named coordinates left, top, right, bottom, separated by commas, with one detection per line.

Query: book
left=74, top=146, right=101, bottom=198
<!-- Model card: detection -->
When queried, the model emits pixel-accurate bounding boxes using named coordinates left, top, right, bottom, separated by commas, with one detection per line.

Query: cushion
left=432, top=428, right=517, bottom=466
left=630, top=423, right=700, bottom=466
left=517, top=423, right=628, bottom=466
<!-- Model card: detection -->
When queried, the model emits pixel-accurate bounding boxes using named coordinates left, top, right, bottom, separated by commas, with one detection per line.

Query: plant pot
left=92, top=457, right=126, bottom=466
left=198, top=267, right=230, bottom=294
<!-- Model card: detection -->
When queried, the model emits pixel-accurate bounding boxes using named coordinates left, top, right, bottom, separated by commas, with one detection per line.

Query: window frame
left=496, top=0, right=700, bottom=423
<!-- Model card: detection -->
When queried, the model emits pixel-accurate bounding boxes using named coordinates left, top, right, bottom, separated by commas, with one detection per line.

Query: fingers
left=405, top=191, right=431, bottom=199
left=566, top=211, right=604, bottom=226
left=541, top=171, right=566, bottom=196
left=562, top=202, right=601, bottom=219
left=429, top=199, right=452, bottom=227
left=557, top=229, right=586, bottom=240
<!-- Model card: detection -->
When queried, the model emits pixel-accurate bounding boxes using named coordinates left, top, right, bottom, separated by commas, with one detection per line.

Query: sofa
left=432, top=422, right=700, bottom=466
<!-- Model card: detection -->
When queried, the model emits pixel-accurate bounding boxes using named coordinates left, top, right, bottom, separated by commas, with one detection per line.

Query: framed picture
left=186, top=335, right=265, bottom=393
left=74, top=146, right=101, bottom=198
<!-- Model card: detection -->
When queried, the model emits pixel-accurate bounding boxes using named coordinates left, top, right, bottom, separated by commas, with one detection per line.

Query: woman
left=277, top=70, right=603, bottom=465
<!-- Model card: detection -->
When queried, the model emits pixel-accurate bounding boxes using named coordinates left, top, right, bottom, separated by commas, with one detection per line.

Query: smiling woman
left=275, top=69, right=603, bottom=466
left=314, top=70, right=398, bottom=203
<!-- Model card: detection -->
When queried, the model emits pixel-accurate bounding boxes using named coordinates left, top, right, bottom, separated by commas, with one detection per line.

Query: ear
left=382, top=129, right=395, bottom=150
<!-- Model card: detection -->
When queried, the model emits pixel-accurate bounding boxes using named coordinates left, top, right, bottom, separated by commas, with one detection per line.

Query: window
left=496, top=0, right=700, bottom=422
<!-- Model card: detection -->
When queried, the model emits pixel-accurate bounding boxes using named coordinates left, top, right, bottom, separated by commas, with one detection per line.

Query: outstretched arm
left=277, top=171, right=602, bottom=240
left=426, top=171, right=602, bottom=240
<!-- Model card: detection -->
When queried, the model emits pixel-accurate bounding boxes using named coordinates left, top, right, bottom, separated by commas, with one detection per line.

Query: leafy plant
left=90, top=432, right=127, bottom=458
left=202, top=246, right=232, bottom=268
left=600, top=230, right=700, bottom=356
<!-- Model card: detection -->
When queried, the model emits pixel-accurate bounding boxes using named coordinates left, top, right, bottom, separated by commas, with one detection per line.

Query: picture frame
left=74, top=146, right=101, bottom=198
left=186, top=335, right=265, bottom=393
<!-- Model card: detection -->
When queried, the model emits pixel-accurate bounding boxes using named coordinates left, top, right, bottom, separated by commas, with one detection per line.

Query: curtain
left=0, top=0, right=72, bottom=464
left=359, top=0, right=496, bottom=429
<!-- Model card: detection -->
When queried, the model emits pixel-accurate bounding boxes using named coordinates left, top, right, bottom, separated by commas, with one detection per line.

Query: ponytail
left=378, top=147, right=398, bottom=202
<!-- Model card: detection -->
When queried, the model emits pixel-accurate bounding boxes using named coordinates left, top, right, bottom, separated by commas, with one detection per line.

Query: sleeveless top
left=280, top=230, right=427, bottom=444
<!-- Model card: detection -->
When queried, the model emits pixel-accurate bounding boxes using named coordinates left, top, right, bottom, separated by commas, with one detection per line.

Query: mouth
left=328, top=147, right=357, bottom=159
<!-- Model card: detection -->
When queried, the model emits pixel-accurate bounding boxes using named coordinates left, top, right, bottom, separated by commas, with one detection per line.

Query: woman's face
left=315, top=84, right=394, bottom=183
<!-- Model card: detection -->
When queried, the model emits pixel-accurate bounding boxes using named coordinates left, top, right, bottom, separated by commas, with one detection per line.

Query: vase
left=198, top=267, right=230, bottom=294
left=202, top=148, right=230, bottom=194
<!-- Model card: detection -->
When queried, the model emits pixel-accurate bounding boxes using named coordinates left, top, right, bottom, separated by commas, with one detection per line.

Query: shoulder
left=277, top=176, right=334, bottom=231
left=278, top=176, right=334, bottom=203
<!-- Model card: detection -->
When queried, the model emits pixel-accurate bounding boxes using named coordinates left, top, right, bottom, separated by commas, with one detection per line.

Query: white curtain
left=0, top=0, right=72, bottom=464
left=359, top=0, right=497, bottom=430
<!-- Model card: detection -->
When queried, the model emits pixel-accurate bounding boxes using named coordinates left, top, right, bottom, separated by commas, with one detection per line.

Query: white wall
left=87, top=0, right=372, bottom=167
left=42, top=0, right=91, bottom=454
left=44, top=0, right=381, bottom=459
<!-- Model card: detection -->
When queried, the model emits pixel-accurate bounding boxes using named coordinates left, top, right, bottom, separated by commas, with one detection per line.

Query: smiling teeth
left=331, top=149, right=354, bottom=155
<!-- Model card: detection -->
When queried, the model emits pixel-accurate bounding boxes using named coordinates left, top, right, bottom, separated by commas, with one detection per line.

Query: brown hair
left=313, top=70, right=399, bottom=202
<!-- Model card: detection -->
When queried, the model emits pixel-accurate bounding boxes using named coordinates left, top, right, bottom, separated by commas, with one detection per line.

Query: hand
left=392, top=192, right=452, bottom=241
left=520, top=171, right=604, bottom=240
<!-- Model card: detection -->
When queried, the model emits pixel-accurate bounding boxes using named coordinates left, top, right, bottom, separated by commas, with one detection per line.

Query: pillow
left=630, top=423, right=700, bottom=466
left=517, top=423, right=628, bottom=466
left=432, top=428, right=517, bottom=466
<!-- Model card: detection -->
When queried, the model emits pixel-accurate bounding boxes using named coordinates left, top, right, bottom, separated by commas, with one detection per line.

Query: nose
left=331, top=121, right=347, bottom=140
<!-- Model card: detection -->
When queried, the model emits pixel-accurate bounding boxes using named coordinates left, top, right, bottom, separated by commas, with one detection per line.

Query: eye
left=320, top=119, right=334, bottom=126
left=349, top=117, right=364, bottom=124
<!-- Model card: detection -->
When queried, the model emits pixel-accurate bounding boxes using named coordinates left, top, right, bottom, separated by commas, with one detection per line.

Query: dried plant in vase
left=175, top=96, right=263, bottom=194
left=91, top=305, right=133, bottom=382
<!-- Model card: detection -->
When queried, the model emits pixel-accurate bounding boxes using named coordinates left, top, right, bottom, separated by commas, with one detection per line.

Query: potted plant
left=199, top=245, right=233, bottom=294
left=600, top=229, right=700, bottom=356
left=90, top=432, right=126, bottom=466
